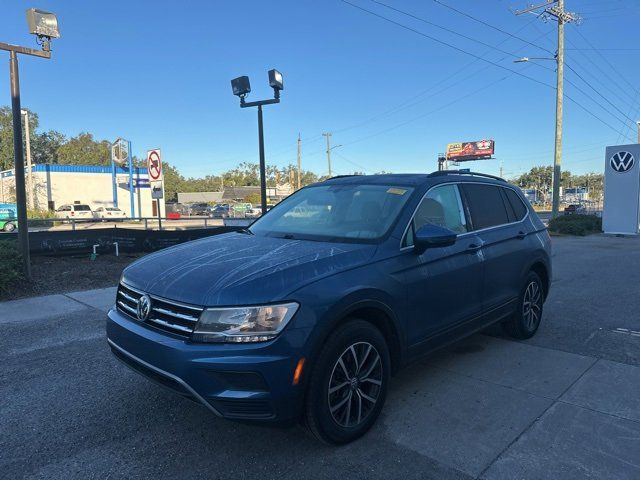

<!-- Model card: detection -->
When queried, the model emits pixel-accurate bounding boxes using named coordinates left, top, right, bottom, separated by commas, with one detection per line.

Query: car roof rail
left=428, top=169, right=506, bottom=182
left=326, top=174, right=361, bottom=180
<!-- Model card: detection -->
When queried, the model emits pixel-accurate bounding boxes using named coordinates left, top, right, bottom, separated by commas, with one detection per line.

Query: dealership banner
left=446, top=140, right=495, bottom=161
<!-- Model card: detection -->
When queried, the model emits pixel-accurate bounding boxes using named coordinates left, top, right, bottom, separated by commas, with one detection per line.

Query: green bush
left=0, top=239, right=23, bottom=294
left=548, top=214, right=602, bottom=236
left=27, top=209, right=59, bottom=228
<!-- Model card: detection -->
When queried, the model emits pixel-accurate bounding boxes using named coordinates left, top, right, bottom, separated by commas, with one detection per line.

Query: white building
left=0, top=164, right=165, bottom=218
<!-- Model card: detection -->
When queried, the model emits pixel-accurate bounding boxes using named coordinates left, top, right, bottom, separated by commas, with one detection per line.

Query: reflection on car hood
left=122, top=232, right=376, bottom=306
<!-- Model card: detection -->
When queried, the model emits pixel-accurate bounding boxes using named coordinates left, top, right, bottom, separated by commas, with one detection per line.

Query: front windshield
left=249, top=183, right=414, bottom=242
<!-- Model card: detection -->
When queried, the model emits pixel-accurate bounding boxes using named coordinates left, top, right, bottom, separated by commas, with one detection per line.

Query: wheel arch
left=529, top=260, right=550, bottom=299
left=307, top=298, right=405, bottom=379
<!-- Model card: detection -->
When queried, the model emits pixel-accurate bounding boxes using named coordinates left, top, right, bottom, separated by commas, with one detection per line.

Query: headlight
left=192, top=302, right=299, bottom=343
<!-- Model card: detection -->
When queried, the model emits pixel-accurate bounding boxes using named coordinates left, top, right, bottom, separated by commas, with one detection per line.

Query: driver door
left=397, top=184, right=484, bottom=349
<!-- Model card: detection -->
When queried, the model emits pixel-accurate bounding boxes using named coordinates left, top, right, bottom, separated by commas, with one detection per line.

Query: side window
left=504, top=188, right=528, bottom=220
left=461, top=184, right=510, bottom=230
left=403, top=184, right=467, bottom=247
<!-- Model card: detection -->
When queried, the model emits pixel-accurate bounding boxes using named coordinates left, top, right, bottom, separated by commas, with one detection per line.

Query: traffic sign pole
left=147, top=149, right=163, bottom=230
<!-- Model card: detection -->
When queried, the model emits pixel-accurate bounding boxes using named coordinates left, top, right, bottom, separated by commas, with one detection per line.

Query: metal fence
left=17, top=216, right=239, bottom=232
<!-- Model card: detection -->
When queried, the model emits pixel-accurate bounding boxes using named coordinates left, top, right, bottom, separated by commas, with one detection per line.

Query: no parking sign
left=147, top=149, right=162, bottom=181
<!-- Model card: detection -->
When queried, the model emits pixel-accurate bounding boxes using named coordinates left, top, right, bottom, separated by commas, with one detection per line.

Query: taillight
left=70, top=211, right=75, bottom=216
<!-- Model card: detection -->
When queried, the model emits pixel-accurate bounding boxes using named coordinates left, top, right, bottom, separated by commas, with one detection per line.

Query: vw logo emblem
left=610, top=151, right=635, bottom=173
left=136, top=295, right=151, bottom=322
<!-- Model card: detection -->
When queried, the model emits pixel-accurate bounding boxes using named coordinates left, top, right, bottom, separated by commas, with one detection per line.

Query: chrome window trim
left=399, top=181, right=530, bottom=251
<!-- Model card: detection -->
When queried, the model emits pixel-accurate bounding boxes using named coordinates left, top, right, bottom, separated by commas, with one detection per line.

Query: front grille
left=116, top=282, right=203, bottom=337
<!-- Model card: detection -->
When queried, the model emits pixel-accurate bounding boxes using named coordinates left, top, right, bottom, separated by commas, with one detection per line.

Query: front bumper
left=106, top=308, right=311, bottom=424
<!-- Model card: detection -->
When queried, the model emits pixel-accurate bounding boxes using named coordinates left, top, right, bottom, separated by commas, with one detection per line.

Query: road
left=1, top=235, right=639, bottom=479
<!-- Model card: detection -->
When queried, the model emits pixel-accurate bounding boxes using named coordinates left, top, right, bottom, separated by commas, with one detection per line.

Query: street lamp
left=0, top=8, right=60, bottom=279
left=231, top=69, right=284, bottom=214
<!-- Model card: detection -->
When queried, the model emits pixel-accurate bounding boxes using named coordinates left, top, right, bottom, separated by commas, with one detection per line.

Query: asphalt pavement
left=1, top=234, right=639, bottom=479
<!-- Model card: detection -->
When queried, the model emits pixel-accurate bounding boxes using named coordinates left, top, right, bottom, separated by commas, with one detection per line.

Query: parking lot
left=1, top=234, right=639, bottom=479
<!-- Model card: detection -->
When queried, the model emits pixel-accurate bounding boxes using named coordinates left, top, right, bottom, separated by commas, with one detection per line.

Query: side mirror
left=414, top=224, right=457, bottom=253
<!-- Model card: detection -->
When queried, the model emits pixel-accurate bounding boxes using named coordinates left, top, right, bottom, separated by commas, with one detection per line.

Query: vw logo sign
left=136, top=294, right=151, bottom=322
left=610, top=151, right=635, bottom=173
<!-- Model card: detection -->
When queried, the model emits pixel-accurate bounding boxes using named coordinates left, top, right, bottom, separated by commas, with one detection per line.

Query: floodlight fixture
left=26, top=9, right=59, bottom=38
left=268, top=69, right=284, bottom=91
left=231, top=76, right=251, bottom=98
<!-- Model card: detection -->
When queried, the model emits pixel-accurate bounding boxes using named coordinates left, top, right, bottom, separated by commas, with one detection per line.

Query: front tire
left=303, top=319, right=390, bottom=444
left=3, top=222, right=16, bottom=232
left=504, top=271, right=544, bottom=339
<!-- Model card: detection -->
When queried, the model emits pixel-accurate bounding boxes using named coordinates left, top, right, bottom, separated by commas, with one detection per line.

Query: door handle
left=516, top=231, right=527, bottom=240
left=466, top=242, right=483, bottom=253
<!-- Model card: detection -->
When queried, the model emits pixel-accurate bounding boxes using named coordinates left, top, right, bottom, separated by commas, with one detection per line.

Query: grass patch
left=0, top=239, right=23, bottom=295
left=548, top=214, right=602, bottom=236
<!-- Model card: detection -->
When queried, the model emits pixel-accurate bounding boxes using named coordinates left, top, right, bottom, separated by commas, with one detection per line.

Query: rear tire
left=3, top=222, right=16, bottom=232
left=503, top=271, right=544, bottom=340
left=303, top=319, right=390, bottom=445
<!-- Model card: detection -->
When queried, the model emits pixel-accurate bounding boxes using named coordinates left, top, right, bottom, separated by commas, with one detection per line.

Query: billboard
left=446, top=139, right=494, bottom=161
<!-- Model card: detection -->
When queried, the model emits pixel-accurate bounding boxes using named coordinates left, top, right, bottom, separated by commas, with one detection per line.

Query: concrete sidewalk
left=0, top=286, right=116, bottom=324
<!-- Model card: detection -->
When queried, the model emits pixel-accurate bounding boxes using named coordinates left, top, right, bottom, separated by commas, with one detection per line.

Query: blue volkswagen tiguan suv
left=107, top=171, right=551, bottom=444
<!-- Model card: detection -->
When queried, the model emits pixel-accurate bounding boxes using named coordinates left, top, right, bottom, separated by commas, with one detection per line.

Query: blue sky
left=1, top=0, right=639, bottom=179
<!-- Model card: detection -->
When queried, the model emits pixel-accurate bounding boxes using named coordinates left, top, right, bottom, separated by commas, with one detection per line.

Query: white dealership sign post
left=603, top=144, right=640, bottom=235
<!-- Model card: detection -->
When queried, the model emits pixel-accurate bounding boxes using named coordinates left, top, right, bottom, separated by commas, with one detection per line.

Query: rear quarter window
left=461, top=183, right=510, bottom=230
left=503, top=188, right=528, bottom=220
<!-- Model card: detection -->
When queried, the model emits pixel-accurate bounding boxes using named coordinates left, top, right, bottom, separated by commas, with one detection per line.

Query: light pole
left=231, top=69, right=284, bottom=215
left=1, top=8, right=60, bottom=278
left=21, top=109, right=35, bottom=209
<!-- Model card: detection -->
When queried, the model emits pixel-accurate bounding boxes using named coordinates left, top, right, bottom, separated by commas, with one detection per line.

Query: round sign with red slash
left=147, top=149, right=162, bottom=181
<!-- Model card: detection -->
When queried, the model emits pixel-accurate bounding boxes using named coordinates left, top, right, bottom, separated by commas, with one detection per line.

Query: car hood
left=121, top=232, right=376, bottom=306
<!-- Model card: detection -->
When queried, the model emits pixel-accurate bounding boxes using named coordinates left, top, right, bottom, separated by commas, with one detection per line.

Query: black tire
left=503, top=271, right=544, bottom=340
left=303, top=319, right=390, bottom=445
left=3, top=222, right=16, bottom=232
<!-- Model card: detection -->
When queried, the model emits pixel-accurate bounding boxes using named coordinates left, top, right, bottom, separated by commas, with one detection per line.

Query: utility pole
left=22, top=109, right=34, bottom=209
left=296, top=133, right=302, bottom=189
left=636, top=121, right=640, bottom=143
left=515, top=0, right=579, bottom=218
left=499, top=160, right=504, bottom=179
left=323, top=132, right=333, bottom=177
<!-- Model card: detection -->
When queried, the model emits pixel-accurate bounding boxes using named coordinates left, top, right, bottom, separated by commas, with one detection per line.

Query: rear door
left=398, top=183, right=485, bottom=346
left=460, top=183, right=530, bottom=320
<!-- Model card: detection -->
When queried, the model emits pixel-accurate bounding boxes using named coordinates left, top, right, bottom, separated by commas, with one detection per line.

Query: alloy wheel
left=522, top=280, right=542, bottom=331
left=327, top=341, right=383, bottom=428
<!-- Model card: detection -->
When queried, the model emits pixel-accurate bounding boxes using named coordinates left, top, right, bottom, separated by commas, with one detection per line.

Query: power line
left=332, top=16, right=544, bottom=135
left=340, top=0, right=556, bottom=90
left=341, top=0, right=635, bottom=142
left=431, top=0, right=555, bottom=55
left=369, top=0, right=541, bottom=62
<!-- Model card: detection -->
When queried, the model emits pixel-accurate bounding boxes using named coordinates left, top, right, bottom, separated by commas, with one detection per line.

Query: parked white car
left=94, top=206, right=127, bottom=220
left=55, top=204, right=93, bottom=220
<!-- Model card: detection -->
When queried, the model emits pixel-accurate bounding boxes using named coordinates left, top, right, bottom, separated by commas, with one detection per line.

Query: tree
left=32, top=129, right=66, bottom=165
left=57, top=132, right=111, bottom=165
left=244, top=192, right=262, bottom=204
left=161, top=162, right=185, bottom=202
